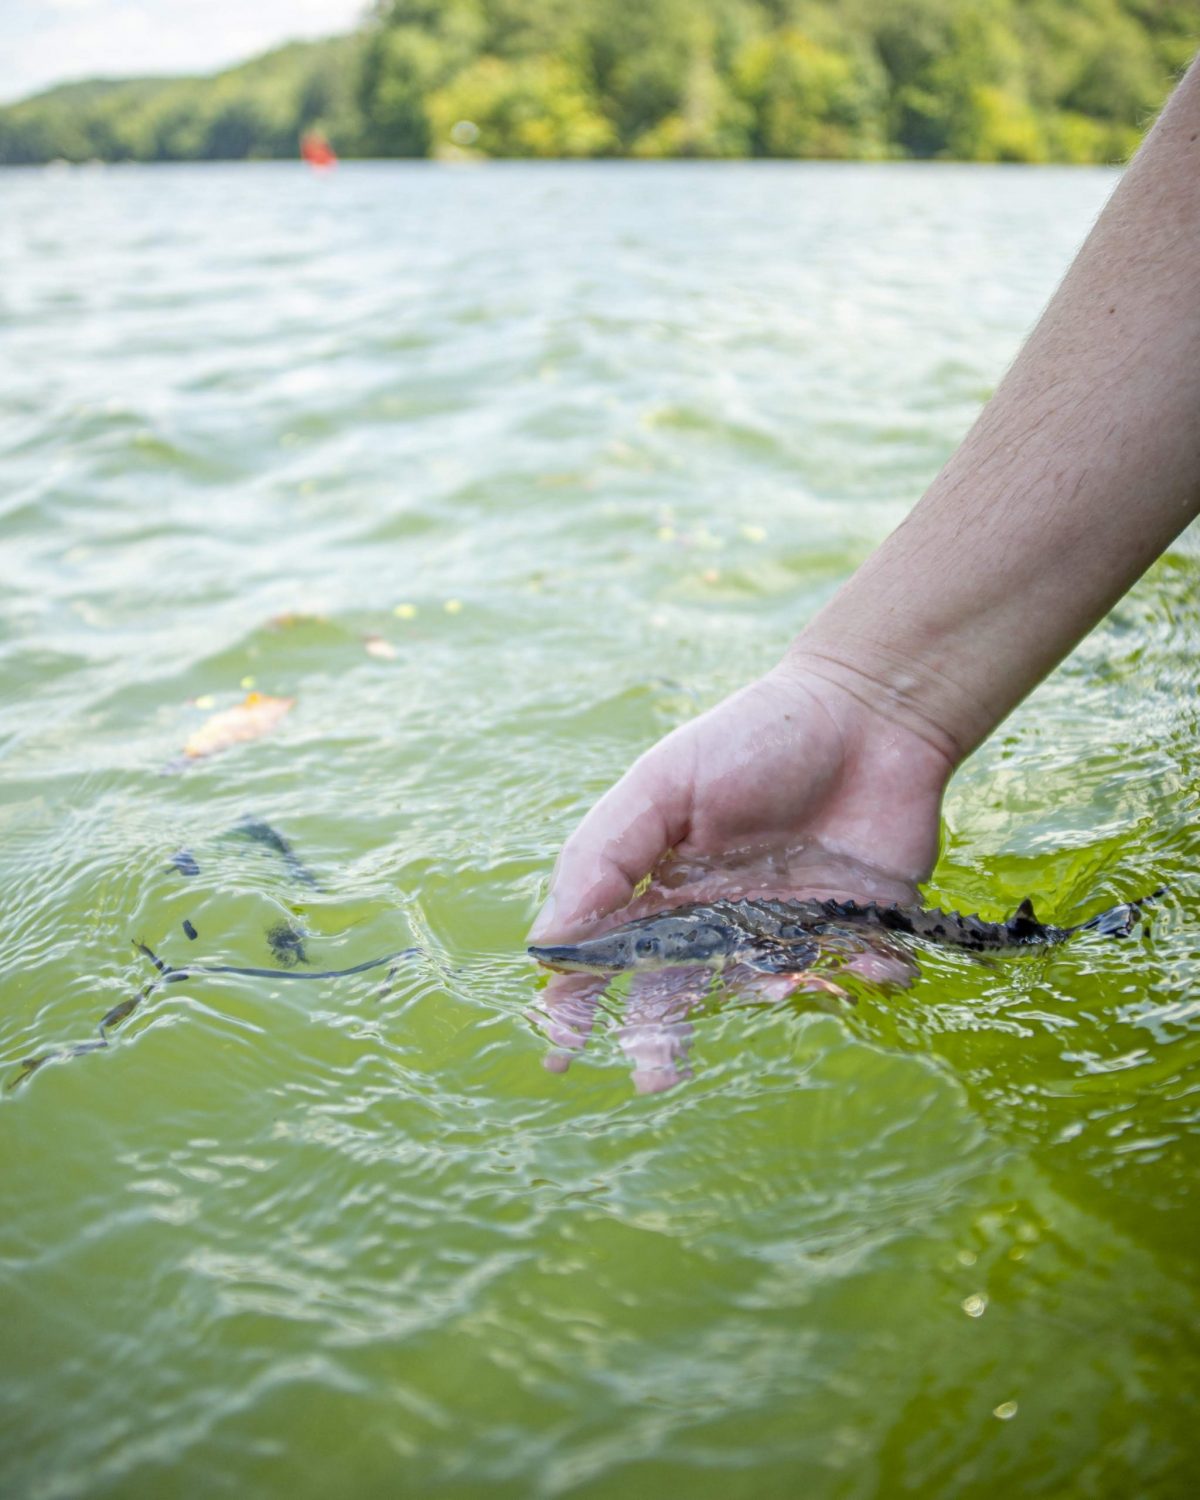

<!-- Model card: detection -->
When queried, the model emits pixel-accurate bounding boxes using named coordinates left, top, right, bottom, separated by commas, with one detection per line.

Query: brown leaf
left=183, top=691, right=294, bottom=760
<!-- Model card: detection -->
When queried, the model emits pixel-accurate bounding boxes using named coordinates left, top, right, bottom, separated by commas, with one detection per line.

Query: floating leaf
left=183, top=691, right=294, bottom=760
left=364, top=634, right=398, bottom=660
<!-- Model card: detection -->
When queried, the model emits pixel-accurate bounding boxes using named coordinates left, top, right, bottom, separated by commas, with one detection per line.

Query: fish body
left=233, top=816, right=320, bottom=887
left=528, top=892, right=1161, bottom=975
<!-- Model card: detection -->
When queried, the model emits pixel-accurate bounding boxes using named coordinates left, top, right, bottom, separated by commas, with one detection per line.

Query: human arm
left=797, top=53, right=1200, bottom=763
left=530, top=56, right=1200, bottom=943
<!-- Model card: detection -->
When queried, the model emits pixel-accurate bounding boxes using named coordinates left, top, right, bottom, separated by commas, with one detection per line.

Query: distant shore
left=1, top=1, right=1190, bottom=169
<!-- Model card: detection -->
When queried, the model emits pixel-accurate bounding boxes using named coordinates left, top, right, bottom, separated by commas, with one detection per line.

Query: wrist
left=780, top=629, right=971, bottom=774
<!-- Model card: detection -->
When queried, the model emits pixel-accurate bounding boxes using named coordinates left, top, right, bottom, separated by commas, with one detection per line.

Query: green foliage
left=733, top=28, right=887, bottom=157
left=621, top=10, right=755, bottom=157
left=0, top=0, right=1195, bottom=165
left=428, top=55, right=615, bottom=156
left=356, top=0, right=486, bottom=154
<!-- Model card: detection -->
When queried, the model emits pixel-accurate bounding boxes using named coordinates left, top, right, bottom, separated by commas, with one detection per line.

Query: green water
left=2, top=162, right=1198, bottom=1499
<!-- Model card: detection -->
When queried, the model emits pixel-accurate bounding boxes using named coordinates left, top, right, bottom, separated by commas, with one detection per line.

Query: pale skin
left=531, top=54, right=1200, bottom=955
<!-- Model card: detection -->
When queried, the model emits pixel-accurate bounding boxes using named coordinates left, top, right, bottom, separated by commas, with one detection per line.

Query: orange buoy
left=300, top=130, right=338, bottom=170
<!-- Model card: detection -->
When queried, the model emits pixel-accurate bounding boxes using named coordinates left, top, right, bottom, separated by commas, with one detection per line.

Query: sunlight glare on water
left=1, top=162, right=1199, bottom=1499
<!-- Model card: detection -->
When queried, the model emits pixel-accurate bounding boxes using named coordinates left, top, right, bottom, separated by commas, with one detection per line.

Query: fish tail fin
left=133, top=937, right=170, bottom=972
left=1076, top=887, right=1167, bottom=939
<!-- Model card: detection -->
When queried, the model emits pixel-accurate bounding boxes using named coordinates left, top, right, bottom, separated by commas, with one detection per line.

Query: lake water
left=2, top=162, right=1198, bottom=1499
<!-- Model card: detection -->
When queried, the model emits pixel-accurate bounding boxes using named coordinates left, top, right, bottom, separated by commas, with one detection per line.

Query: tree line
left=2, top=0, right=1197, bottom=167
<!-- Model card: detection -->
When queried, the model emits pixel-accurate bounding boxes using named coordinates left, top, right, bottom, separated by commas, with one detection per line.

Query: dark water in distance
left=2, top=162, right=1199, bottom=1499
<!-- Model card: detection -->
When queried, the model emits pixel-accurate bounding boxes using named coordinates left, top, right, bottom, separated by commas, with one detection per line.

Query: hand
left=531, top=958, right=865, bottom=1095
left=528, top=651, right=956, bottom=944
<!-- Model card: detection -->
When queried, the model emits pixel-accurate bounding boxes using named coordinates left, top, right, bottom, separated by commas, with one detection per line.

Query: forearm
left=793, top=55, right=1200, bottom=764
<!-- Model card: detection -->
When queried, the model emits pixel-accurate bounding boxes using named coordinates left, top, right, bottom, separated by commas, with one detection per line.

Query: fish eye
left=634, top=936, right=657, bottom=957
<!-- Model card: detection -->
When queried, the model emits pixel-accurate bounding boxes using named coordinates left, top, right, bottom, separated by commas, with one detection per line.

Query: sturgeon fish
left=529, top=891, right=1163, bottom=975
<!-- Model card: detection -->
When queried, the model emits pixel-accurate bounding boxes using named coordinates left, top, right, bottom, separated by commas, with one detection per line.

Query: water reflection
left=1, top=162, right=1196, bottom=1499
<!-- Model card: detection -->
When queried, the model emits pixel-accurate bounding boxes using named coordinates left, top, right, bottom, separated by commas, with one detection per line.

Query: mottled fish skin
left=529, top=891, right=1163, bottom=974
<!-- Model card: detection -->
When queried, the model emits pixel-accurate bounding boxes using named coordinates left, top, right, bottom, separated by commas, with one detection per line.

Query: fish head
left=529, top=912, right=736, bottom=973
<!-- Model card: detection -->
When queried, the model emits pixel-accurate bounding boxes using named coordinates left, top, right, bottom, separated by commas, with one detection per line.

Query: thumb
left=528, top=747, right=692, bottom=942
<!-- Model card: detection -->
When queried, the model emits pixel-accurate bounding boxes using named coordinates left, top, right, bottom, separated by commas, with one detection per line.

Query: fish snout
left=528, top=942, right=591, bottom=972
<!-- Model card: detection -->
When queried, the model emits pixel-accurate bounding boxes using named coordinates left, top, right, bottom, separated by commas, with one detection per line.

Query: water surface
left=2, top=162, right=1198, bottom=1499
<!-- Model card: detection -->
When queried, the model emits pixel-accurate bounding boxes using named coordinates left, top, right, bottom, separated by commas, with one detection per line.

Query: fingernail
left=527, top=893, right=557, bottom=942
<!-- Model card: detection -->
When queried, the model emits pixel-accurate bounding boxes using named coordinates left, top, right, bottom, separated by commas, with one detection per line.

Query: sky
left=1, top=0, right=369, bottom=104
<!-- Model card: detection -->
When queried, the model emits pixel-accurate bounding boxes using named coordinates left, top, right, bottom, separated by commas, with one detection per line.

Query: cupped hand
left=526, top=652, right=953, bottom=1093
left=528, top=652, right=957, bottom=944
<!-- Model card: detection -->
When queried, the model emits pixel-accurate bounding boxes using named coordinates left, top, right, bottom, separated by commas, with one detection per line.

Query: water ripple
left=2, top=161, right=1198, bottom=1499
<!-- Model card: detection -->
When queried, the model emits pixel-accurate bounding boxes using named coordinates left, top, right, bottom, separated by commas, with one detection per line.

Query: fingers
left=529, top=973, right=607, bottom=1074
left=842, top=947, right=918, bottom=987
left=532, top=968, right=704, bottom=1094
left=617, top=967, right=703, bottom=1094
left=529, top=742, right=693, bottom=942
